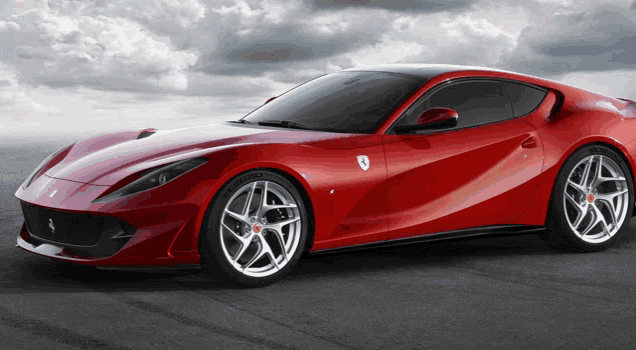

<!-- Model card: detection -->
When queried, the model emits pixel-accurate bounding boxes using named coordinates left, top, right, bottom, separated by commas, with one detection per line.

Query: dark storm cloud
left=196, top=20, right=387, bottom=77
left=504, top=5, right=636, bottom=75
left=306, top=0, right=475, bottom=12
left=228, top=43, right=311, bottom=63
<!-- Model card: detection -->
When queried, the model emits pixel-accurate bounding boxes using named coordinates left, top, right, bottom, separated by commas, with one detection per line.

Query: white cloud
left=1, top=1, right=199, bottom=93
left=550, top=70, right=636, bottom=100
left=0, top=63, right=56, bottom=113
left=54, top=0, right=207, bottom=31
left=351, top=39, right=426, bottom=66
left=364, top=13, right=518, bottom=68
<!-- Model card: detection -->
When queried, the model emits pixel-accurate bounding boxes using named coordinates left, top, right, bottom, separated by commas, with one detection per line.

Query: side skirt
left=96, top=265, right=202, bottom=272
left=309, top=225, right=546, bottom=257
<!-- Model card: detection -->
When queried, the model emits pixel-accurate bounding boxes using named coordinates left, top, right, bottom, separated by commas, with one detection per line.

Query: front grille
left=22, top=202, right=107, bottom=246
left=21, top=201, right=137, bottom=257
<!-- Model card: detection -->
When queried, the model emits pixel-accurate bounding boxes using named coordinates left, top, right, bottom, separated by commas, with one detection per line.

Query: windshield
left=242, top=71, right=426, bottom=134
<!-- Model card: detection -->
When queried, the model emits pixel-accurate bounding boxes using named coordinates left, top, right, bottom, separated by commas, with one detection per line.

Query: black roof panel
left=341, top=64, right=511, bottom=80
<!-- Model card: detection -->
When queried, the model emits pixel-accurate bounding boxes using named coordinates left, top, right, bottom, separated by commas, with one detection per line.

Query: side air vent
left=137, top=130, right=156, bottom=139
left=549, top=90, right=565, bottom=118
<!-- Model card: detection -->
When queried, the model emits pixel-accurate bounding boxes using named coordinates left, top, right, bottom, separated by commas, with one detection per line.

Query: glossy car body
left=15, top=64, right=636, bottom=269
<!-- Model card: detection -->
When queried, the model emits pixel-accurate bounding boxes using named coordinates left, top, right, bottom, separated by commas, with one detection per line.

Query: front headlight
left=93, top=157, right=208, bottom=203
left=23, top=142, right=76, bottom=189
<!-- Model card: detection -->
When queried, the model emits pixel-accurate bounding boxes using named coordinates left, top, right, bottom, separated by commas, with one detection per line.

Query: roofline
left=341, top=63, right=517, bottom=78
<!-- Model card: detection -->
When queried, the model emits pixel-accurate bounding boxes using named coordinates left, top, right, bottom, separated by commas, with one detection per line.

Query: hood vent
left=137, top=130, right=156, bottom=139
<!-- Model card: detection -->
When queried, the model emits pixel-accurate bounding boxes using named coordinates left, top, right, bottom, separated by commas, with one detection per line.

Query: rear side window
left=504, top=81, right=548, bottom=117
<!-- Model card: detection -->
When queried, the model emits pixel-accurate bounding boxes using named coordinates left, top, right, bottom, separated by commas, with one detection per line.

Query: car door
left=382, top=79, right=545, bottom=240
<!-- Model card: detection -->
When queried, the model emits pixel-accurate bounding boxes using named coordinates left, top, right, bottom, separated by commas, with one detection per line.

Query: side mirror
left=264, top=96, right=277, bottom=105
left=394, top=107, right=459, bottom=134
left=416, top=108, right=458, bottom=128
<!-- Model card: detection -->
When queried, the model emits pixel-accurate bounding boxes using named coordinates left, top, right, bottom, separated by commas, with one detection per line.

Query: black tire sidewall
left=546, top=144, right=634, bottom=252
left=199, top=169, right=309, bottom=287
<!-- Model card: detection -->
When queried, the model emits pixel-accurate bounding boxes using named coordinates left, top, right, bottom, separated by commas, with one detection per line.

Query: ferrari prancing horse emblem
left=48, top=218, right=55, bottom=233
left=357, top=155, right=370, bottom=171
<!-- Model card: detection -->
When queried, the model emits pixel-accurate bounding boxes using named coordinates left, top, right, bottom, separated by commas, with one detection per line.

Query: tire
left=541, top=144, right=634, bottom=252
left=199, top=169, right=309, bottom=287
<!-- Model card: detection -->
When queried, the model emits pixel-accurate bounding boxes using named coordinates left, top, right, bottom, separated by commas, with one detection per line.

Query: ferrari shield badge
left=357, top=155, right=370, bottom=171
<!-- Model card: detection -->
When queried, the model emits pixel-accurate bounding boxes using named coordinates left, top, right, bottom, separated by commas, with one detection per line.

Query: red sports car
left=15, top=64, right=636, bottom=287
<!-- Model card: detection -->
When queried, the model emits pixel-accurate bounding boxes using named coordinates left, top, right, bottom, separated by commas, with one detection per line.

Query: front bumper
left=17, top=217, right=200, bottom=266
left=15, top=175, right=204, bottom=267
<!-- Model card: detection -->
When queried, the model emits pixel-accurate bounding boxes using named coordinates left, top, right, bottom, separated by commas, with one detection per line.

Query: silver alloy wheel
left=563, top=154, right=630, bottom=243
left=219, top=180, right=302, bottom=278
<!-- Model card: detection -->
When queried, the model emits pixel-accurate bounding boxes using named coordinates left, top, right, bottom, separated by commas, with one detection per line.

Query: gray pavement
left=2, top=141, right=635, bottom=349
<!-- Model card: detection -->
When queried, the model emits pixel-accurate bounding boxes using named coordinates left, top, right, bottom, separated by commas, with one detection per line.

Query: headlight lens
left=23, top=142, right=75, bottom=188
left=94, top=157, right=208, bottom=203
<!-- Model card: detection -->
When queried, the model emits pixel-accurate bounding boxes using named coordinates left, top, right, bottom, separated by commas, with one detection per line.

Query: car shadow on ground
left=5, top=227, right=634, bottom=294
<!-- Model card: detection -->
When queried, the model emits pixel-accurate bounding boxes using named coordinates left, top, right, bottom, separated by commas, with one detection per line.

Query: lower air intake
left=20, top=202, right=136, bottom=257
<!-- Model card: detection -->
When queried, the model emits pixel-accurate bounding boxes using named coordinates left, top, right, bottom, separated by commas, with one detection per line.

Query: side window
left=503, top=81, right=548, bottom=117
left=393, top=80, right=514, bottom=133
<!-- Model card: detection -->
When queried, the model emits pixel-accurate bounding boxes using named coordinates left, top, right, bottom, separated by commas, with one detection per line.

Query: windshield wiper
left=231, top=119, right=252, bottom=124
left=257, top=120, right=312, bottom=130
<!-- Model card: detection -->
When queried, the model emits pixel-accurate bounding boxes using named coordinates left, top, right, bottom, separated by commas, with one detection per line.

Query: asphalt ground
left=1, top=140, right=635, bottom=349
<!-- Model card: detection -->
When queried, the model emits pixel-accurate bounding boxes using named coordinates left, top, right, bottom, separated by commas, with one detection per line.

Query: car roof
left=341, top=64, right=514, bottom=80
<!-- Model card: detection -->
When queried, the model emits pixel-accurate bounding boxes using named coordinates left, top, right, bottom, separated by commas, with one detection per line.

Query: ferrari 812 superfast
left=15, top=64, right=636, bottom=286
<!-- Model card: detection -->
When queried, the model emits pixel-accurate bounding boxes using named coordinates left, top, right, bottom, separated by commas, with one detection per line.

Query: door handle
left=521, top=136, right=537, bottom=149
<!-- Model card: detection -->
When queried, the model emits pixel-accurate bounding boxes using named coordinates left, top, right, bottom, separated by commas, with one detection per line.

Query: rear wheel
left=542, top=145, right=634, bottom=252
left=199, top=170, right=308, bottom=287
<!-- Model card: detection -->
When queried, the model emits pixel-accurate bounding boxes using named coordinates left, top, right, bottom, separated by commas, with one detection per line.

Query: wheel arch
left=537, top=139, right=636, bottom=250
left=545, top=139, right=636, bottom=224
left=265, top=168, right=316, bottom=255
left=592, top=141, right=636, bottom=217
left=593, top=142, right=635, bottom=188
left=195, top=165, right=316, bottom=255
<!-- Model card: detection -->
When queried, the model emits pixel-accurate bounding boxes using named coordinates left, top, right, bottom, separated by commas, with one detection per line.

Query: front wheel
left=199, top=170, right=309, bottom=287
left=541, top=145, right=634, bottom=252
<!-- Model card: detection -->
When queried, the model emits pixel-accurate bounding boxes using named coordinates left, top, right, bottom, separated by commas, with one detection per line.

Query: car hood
left=45, top=122, right=347, bottom=185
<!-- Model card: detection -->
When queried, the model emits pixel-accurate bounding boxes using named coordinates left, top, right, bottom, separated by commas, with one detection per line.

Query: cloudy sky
left=1, top=0, right=636, bottom=138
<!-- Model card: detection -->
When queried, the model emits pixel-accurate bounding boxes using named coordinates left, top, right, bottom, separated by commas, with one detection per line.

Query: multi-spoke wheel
left=542, top=145, right=634, bottom=252
left=199, top=170, right=309, bottom=287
